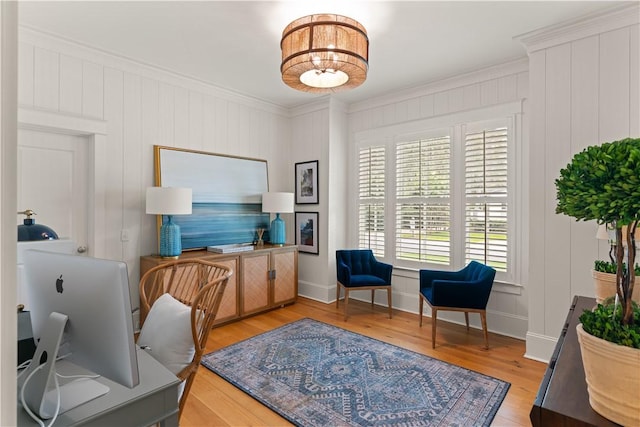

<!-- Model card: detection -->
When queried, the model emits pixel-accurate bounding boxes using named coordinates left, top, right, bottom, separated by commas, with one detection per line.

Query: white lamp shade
left=261, top=192, right=294, bottom=213
left=596, top=224, right=610, bottom=240
left=146, top=187, right=192, bottom=215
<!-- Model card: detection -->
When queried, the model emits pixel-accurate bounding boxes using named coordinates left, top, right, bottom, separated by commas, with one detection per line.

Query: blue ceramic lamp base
left=270, top=213, right=285, bottom=246
left=159, top=215, right=182, bottom=258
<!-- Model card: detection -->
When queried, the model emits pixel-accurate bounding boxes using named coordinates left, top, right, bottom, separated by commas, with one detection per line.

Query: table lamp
left=146, top=187, right=192, bottom=258
left=262, top=192, right=294, bottom=246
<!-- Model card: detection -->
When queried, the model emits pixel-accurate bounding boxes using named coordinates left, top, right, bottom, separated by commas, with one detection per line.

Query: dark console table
left=530, top=295, right=620, bottom=426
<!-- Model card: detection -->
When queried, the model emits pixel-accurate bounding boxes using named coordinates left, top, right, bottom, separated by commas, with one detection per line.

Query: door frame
left=18, top=107, right=108, bottom=258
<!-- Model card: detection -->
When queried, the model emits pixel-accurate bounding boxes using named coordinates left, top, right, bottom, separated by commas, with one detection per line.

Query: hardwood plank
left=182, top=297, right=546, bottom=426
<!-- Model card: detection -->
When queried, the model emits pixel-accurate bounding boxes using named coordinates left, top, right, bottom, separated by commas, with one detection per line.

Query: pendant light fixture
left=280, top=14, right=369, bottom=93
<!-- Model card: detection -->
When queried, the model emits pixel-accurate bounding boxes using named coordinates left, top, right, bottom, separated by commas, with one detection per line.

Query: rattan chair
left=138, top=259, right=232, bottom=418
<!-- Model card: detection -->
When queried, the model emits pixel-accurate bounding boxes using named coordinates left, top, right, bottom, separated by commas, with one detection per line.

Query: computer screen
left=20, top=250, right=140, bottom=418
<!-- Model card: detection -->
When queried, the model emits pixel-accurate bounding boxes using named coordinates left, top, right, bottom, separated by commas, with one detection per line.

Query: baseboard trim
left=524, top=331, right=558, bottom=363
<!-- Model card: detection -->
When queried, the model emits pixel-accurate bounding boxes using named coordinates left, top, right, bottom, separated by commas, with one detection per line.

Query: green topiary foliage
left=555, top=138, right=640, bottom=225
left=556, top=137, right=640, bottom=328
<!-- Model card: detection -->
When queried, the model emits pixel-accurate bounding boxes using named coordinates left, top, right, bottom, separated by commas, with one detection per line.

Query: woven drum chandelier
left=280, top=14, right=369, bottom=93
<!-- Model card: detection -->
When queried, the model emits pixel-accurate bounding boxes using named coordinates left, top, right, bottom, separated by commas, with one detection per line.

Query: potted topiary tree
left=555, top=137, right=640, bottom=426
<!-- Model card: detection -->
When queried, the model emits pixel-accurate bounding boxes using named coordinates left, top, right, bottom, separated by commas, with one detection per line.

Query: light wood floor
left=181, top=297, right=546, bottom=426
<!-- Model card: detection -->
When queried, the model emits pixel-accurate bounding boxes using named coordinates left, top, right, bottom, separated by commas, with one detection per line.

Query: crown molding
left=515, top=3, right=639, bottom=53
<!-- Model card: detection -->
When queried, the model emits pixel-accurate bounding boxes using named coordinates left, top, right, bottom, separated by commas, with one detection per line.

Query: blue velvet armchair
left=419, top=261, right=496, bottom=349
left=336, top=249, right=393, bottom=321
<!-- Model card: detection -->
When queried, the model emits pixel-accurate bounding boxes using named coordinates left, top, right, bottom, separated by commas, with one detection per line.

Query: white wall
left=520, top=4, right=640, bottom=361
left=290, top=98, right=350, bottom=303
left=17, top=28, right=292, bottom=318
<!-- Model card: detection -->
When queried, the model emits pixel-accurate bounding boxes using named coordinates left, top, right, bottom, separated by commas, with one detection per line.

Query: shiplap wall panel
left=59, top=54, right=82, bottom=115
left=463, top=84, right=481, bottom=109
left=82, top=61, right=103, bottom=119
left=213, top=98, right=229, bottom=154
left=122, top=73, right=143, bottom=274
left=544, top=44, right=573, bottom=339
left=140, top=77, right=160, bottom=258
left=524, top=19, right=639, bottom=361
left=480, top=79, right=498, bottom=106
left=448, top=87, right=464, bottom=113
left=33, top=47, right=59, bottom=111
left=103, top=67, right=125, bottom=259
left=158, top=83, right=175, bottom=147
left=18, top=42, right=34, bottom=106
left=173, top=86, right=189, bottom=149
left=570, top=36, right=601, bottom=295
left=188, top=91, right=204, bottom=151
left=600, top=28, right=630, bottom=141
left=527, top=49, right=547, bottom=336
left=631, top=25, right=639, bottom=136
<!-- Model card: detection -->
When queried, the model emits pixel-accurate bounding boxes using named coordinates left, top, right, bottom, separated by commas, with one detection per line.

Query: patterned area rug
left=201, top=318, right=510, bottom=426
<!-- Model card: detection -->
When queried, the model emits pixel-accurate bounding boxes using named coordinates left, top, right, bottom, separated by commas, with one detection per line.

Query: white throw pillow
left=137, top=293, right=195, bottom=378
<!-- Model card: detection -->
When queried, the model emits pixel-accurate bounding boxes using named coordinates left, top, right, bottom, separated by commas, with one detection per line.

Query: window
left=464, top=127, right=508, bottom=271
left=358, top=145, right=385, bottom=257
left=354, top=109, right=516, bottom=281
left=395, top=135, right=451, bottom=264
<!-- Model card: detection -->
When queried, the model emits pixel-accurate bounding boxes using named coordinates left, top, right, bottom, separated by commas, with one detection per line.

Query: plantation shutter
left=396, top=136, right=451, bottom=264
left=465, top=127, right=508, bottom=271
left=358, top=146, right=385, bottom=257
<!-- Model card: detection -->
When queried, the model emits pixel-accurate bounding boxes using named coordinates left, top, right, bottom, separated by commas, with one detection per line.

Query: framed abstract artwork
left=295, top=160, right=318, bottom=204
left=154, top=145, right=270, bottom=249
left=295, top=211, right=319, bottom=255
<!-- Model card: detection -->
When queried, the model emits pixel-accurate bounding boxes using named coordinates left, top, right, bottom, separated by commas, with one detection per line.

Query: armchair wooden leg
left=336, top=283, right=340, bottom=308
left=431, top=308, right=438, bottom=349
left=387, top=288, right=392, bottom=319
left=464, top=312, right=470, bottom=330
left=419, top=296, right=424, bottom=326
left=371, top=289, right=375, bottom=307
left=480, top=310, right=489, bottom=349
left=343, top=288, right=349, bottom=321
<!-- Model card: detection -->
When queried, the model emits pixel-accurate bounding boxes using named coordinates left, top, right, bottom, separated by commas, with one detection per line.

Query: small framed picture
left=295, top=160, right=319, bottom=204
left=295, top=212, right=319, bottom=255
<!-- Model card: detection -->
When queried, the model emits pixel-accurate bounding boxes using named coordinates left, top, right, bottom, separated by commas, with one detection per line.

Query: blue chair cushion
left=349, top=274, right=388, bottom=287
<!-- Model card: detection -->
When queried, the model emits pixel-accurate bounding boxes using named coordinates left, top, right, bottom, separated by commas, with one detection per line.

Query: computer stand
left=18, top=312, right=109, bottom=420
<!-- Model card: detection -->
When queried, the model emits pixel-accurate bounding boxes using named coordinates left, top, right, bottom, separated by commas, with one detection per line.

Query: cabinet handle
left=268, top=269, right=276, bottom=280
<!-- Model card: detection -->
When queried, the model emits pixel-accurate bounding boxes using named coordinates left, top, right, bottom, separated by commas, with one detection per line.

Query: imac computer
left=19, top=249, right=140, bottom=420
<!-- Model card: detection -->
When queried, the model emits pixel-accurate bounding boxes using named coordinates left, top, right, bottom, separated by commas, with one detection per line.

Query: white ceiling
left=18, top=1, right=628, bottom=109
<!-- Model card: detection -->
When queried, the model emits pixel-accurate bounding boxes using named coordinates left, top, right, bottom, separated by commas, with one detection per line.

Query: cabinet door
left=272, top=249, right=297, bottom=306
left=241, top=253, right=270, bottom=315
left=212, top=257, right=239, bottom=325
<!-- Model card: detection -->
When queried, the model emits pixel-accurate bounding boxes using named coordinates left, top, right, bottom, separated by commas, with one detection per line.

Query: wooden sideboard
left=530, top=295, right=620, bottom=427
left=140, top=244, right=298, bottom=326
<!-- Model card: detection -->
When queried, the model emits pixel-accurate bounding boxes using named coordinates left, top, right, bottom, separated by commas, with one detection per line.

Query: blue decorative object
left=270, top=213, right=285, bottom=245
left=202, top=318, right=510, bottom=427
left=159, top=215, right=181, bottom=258
left=17, top=210, right=59, bottom=241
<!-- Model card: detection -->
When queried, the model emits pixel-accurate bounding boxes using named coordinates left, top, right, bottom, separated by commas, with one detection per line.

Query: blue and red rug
left=201, top=318, right=509, bottom=426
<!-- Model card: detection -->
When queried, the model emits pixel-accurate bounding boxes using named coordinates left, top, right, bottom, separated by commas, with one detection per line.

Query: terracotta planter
left=592, top=270, right=640, bottom=304
left=576, top=323, right=640, bottom=426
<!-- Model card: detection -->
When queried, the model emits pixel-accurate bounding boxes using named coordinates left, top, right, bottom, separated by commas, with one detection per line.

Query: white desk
left=18, top=348, right=180, bottom=426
